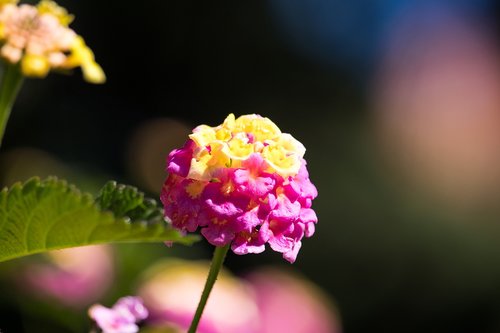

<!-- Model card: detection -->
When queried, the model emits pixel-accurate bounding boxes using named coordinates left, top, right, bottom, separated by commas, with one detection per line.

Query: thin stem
left=188, top=244, right=230, bottom=333
left=0, top=63, right=24, bottom=147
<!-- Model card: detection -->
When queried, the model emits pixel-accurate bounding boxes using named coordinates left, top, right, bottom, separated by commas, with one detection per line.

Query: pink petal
left=269, top=195, right=301, bottom=223
left=268, top=233, right=294, bottom=253
left=299, top=208, right=318, bottom=224
left=235, top=208, right=261, bottom=231
left=201, top=225, right=235, bottom=246
left=167, top=140, right=194, bottom=177
left=283, top=241, right=302, bottom=263
left=305, top=222, right=315, bottom=238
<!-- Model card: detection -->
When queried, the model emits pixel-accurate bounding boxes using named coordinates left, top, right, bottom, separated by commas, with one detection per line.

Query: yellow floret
left=234, top=114, right=281, bottom=142
left=188, top=152, right=212, bottom=181
left=189, top=142, right=231, bottom=181
left=21, top=54, right=50, bottom=77
left=37, top=0, right=74, bottom=26
left=185, top=181, right=206, bottom=199
left=275, top=133, right=306, bottom=158
left=81, top=60, right=105, bottom=84
left=206, top=141, right=231, bottom=167
left=0, top=0, right=18, bottom=7
left=215, top=127, right=231, bottom=141
left=221, top=113, right=236, bottom=130
left=261, top=143, right=301, bottom=178
left=0, top=22, right=5, bottom=39
left=66, top=36, right=105, bottom=83
left=227, top=135, right=254, bottom=160
left=189, top=125, right=216, bottom=147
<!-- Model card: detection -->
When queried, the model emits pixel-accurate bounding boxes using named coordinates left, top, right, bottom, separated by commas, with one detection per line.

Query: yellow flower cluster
left=188, top=113, right=306, bottom=181
left=0, top=0, right=105, bottom=83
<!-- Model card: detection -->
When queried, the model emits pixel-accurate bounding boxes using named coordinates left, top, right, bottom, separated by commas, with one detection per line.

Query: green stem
left=0, top=64, right=24, bottom=147
left=188, top=244, right=230, bottom=333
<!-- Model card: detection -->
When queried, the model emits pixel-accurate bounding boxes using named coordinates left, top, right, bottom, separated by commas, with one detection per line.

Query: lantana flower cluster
left=88, top=296, right=148, bottom=333
left=161, top=114, right=317, bottom=263
left=0, top=0, right=105, bottom=83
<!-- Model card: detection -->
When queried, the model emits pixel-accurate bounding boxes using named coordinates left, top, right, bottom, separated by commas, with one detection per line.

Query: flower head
left=88, top=296, right=148, bottom=333
left=0, top=0, right=105, bottom=83
left=161, top=114, right=317, bottom=263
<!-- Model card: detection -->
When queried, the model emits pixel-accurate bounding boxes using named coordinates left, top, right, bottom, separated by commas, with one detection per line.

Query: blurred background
left=3, top=0, right=500, bottom=332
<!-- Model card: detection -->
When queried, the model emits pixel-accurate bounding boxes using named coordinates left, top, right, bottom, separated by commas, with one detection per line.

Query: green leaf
left=0, top=177, right=198, bottom=262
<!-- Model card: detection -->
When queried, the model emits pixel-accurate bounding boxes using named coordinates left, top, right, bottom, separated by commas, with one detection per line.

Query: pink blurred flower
left=161, top=114, right=317, bottom=263
left=22, top=245, right=114, bottom=308
left=247, top=268, right=342, bottom=333
left=137, top=261, right=341, bottom=333
left=373, top=6, right=500, bottom=207
left=137, top=260, right=259, bottom=333
left=88, top=296, right=148, bottom=333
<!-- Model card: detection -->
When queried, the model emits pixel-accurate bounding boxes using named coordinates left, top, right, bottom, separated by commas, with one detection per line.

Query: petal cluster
left=0, top=0, right=105, bottom=83
left=161, top=114, right=317, bottom=263
left=88, top=296, right=148, bottom=333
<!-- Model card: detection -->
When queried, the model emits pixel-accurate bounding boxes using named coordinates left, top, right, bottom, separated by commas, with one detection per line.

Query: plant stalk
left=187, top=244, right=230, bottom=333
left=0, top=64, right=24, bottom=147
